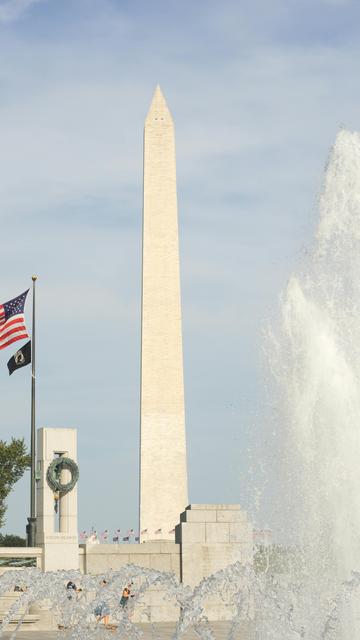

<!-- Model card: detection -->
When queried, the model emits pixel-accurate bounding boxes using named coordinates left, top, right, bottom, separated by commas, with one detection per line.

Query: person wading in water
left=120, top=583, right=135, bottom=617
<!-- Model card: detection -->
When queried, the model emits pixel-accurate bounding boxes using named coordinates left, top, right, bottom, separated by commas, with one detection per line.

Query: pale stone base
left=175, top=504, right=254, bottom=621
left=38, top=537, right=79, bottom=572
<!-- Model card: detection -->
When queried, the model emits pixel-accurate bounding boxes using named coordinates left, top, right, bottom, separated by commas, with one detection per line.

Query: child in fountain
left=119, top=586, right=131, bottom=608
left=66, top=580, right=82, bottom=600
left=94, top=579, right=111, bottom=627
left=119, top=583, right=135, bottom=618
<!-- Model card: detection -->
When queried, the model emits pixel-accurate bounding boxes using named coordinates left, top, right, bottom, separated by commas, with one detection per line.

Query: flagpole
left=27, top=275, right=37, bottom=547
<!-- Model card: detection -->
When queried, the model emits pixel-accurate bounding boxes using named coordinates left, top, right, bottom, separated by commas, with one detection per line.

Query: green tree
left=0, top=533, right=26, bottom=547
left=0, top=438, right=30, bottom=529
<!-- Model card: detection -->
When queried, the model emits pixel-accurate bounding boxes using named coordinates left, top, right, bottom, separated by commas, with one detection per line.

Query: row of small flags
left=140, top=528, right=175, bottom=534
left=79, top=527, right=176, bottom=542
left=143, top=528, right=175, bottom=534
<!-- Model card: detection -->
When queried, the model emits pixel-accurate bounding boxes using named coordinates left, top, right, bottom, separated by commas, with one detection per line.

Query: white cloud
left=0, top=0, right=43, bottom=24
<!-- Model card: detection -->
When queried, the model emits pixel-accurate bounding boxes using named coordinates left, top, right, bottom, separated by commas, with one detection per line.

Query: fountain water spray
left=268, top=130, right=360, bottom=637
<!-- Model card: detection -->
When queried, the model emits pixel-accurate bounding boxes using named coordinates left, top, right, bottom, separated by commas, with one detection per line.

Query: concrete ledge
left=0, top=614, right=40, bottom=624
left=85, top=554, right=130, bottom=572
left=216, top=510, right=248, bottom=523
left=186, top=504, right=241, bottom=511
left=82, top=543, right=163, bottom=554
left=80, top=541, right=181, bottom=578
left=0, top=548, right=42, bottom=557
left=159, top=541, right=180, bottom=553
left=180, top=510, right=217, bottom=523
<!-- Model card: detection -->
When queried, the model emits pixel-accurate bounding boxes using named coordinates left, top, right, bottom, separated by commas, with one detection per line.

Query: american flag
left=0, top=290, right=29, bottom=351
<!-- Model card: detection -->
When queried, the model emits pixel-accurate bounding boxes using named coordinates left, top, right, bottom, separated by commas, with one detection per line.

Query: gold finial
left=32, top=275, right=38, bottom=281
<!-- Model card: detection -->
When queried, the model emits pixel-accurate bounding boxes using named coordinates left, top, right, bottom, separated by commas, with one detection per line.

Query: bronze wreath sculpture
left=46, top=456, right=79, bottom=496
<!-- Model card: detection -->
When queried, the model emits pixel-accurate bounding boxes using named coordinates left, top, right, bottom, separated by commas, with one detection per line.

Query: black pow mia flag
left=7, top=340, right=31, bottom=375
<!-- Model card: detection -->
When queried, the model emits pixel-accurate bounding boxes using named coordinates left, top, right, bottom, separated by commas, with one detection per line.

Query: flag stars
left=0, top=290, right=30, bottom=350
left=3, top=290, right=29, bottom=320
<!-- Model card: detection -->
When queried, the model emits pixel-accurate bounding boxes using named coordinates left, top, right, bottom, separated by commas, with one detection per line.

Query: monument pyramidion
left=139, top=86, right=188, bottom=542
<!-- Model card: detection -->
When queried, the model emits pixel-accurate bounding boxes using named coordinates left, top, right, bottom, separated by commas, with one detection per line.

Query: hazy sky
left=1, top=0, right=360, bottom=538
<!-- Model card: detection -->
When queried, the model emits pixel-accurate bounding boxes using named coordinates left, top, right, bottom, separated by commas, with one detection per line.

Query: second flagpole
left=26, top=275, right=37, bottom=547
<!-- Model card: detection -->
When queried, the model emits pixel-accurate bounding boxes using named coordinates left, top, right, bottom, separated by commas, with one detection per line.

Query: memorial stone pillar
left=36, top=427, right=79, bottom=571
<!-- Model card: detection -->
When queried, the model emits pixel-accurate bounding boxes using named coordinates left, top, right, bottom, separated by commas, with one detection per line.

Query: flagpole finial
left=32, top=275, right=37, bottom=281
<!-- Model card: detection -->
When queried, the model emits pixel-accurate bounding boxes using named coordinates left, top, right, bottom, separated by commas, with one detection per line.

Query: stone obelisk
left=140, top=86, right=188, bottom=542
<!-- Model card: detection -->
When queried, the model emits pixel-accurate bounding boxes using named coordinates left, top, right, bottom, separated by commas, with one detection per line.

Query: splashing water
left=1, top=561, right=360, bottom=638
left=0, top=564, right=257, bottom=639
left=267, top=129, right=360, bottom=637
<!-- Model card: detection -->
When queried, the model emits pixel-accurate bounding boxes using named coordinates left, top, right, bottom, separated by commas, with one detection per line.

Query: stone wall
left=175, top=504, right=253, bottom=621
left=176, top=504, right=253, bottom=586
left=79, top=540, right=181, bottom=621
left=79, top=540, right=180, bottom=578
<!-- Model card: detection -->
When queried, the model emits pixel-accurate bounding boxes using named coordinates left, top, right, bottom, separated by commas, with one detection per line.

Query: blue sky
left=0, top=0, right=360, bottom=538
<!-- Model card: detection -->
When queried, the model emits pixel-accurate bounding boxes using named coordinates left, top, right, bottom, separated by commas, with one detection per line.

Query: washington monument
left=139, top=87, right=188, bottom=541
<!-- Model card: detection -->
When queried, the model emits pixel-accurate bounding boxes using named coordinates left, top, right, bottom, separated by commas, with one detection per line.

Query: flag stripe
left=0, top=332, right=29, bottom=351
left=1, top=330, right=29, bottom=347
left=0, top=314, right=27, bottom=335
left=0, top=323, right=28, bottom=343
left=0, top=324, right=28, bottom=346
left=0, top=291, right=29, bottom=351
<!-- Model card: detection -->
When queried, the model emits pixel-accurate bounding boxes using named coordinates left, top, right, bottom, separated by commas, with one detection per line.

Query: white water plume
left=268, top=129, right=360, bottom=636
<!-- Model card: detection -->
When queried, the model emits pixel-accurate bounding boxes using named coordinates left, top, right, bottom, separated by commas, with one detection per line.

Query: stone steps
left=0, top=614, right=40, bottom=625
left=0, top=592, right=40, bottom=626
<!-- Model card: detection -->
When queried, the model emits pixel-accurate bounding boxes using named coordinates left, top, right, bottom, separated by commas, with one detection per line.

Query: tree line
left=0, top=438, right=30, bottom=544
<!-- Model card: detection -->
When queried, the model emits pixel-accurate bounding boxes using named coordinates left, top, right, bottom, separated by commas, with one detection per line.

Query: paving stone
left=2, top=620, right=255, bottom=639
